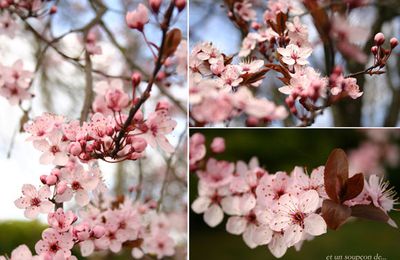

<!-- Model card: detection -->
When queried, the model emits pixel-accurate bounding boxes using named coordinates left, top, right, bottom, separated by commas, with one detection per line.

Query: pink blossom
left=277, top=44, right=312, bottom=66
left=234, top=0, right=256, bottom=22
left=14, top=184, right=53, bottom=219
left=143, top=231, right=175, bottom=259
left=0, top=12, right=17, bottom=38
left=197, top=158, right=234, bottom=188
left=270, top=190, right=327, bottom=247
left=210, top=137, right=225, bottom=153
left=126, top=4, right=149, bottom=31
left=365, top=175, right=397, bottom=212
left=48, top=209, right=77, bottom=233
left=256, top=171, right=291, bottom=207
left=140, top=109, right=176, bottom=153
left=217, top=65, right=243, bottom=89
left=35, top=228, right=74, bottom=259
left=0, top=244, right=39, bottom=260
left=189, top=133, right=206, bottom=170
left=55, top=165, right=100, bottom=206
left=3, top=59, right=33, bottom=88
left=33, top=131, right=69, bottom=166
left=191, top=181, right=231, bottom=227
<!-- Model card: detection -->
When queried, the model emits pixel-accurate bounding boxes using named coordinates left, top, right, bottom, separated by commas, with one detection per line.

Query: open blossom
left=330, top=76, right=363, bottom=99
left=217, top=65, right=243, bottom=89
left=195, top=42, right=223, bottom=65
left=143, top=231, right=175, bottom=259
left=256, top=171, right=291, bottom=207
left=270, top=190, right=327, bottom=247
left=140, top=109, right=176, bottom=154
left=0, top=11, right=18, bottom=38
left=277, top=44, right=312, bottom=66
left=0, top=244, right=40, bottom=260
left=197, top=158, right=234, bottom=188
left=48, top=209, right=77, bottom=233
left=33, top=131, right=69, bottom=166
left=191, top=181, right=231, bottom=227
left=365, top=175, right=397, bottom=212
left=126, top=4, right=149, bottom=31
left=234, top=0, right=256, bottom=22
left=55, top=165, right=100, bottom=206
left=14, top=184, right=53, bottom=219
left=35, top=228, right=74, bottom=259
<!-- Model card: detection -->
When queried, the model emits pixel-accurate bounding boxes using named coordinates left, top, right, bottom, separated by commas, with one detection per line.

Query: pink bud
left=251, top=22, right=260, bottom=30
left=131, top=137, right=147, bottom=152
left=46, top=174, right=58, bottom=186
left=246, top=117, right=259, bottom=127
left=174, top=0, right=186, bottom=12
left=56, top=181, right=67, bottom=195
left=374, top=32, right=385, bottom=46
left=149, top=0, right=162, bottom=13
left=371, top=46, right=378, bottom=55
left=40, top=175, right=48, bottom=184
left=106, top=126, right=114, bottom=136
left=131, top=72, right=142, bottom=87
left=50, top=5, right=57, bottom=14
left=390, top=37, right=398, bottom=49
left=126, top=4, right=149, bottom=31
left=92, top=225, right=106, bottom=238
left=210, top=137, right=225, bottom=153
left=68, top=142, right=82, bottom=156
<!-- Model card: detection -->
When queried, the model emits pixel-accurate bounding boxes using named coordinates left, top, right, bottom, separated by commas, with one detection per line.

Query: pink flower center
left=71, top=181, right=82, bottom=191
left=291, top=211, right=305, bottom=227
left=210, top=192, right=222, bottom=204
left=49, top=243, right=60, bottom=253
left=246, top=212, right=257, bottom=224
left=50, top=145, right=60, bottom=154
left=157, top=242, right=165, bottom=250
left=30, top=197, right=41, bottom=207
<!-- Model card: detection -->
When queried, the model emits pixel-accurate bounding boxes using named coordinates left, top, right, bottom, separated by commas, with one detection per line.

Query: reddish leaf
left=275, top=12, right=288, bottom=35
left=241, top=69, right=270, bottom=85
left=342, top=173, right=364, bottom=202
left=324, top=149, right=349, bottom=203
left=321, top=199, right=351, bottom=230
left=351, top=204, right=388, bottom=222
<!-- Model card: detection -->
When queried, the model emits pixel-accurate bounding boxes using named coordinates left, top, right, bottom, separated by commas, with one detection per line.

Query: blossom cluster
left=190, top=0, right=399, bottom=126
left=190, top=133, right=398, bottom=258
left=0, top=0, right=187, bottom=259
left=9, top=166, right=184, bottom=259
left=0, top=60, right=33, bottom=105
left=190, top=42, right=288, bottom=126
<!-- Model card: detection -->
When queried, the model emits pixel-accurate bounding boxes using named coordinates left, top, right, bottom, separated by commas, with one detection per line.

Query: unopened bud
left=371, top=46, right=378, bottom=55
left=374, top=32, right=385, bottom=46
left=131, top=72, right=142, bottom=88
left=150, top=0, right=162, bottom=13
left=50, top=5, right=57, bottom=14
left=56, top=181, right=67, bottom=195
left=390, top=37, right=398, bottom=49
left=40, top=175, right=48, bottom=184
left=92, top=225, right=106, bottom=238
left=46, top=174, right=57, bottom=186
left=174, top=0, right=186, bottom=12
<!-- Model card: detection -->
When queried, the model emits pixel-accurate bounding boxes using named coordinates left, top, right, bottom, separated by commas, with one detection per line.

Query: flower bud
left=46, top=174, right=57, bottom=186
left=51, top=168, right=61, bottom=178
left=150, top=0, right=162, bottom=13
left=56, top=181, right=67, bottom=195
left=211, top=137, right=225, bottom=153
left=390, top=37, right=399, bottom=49
left=49, top=5, right=57, bottom=14
left=131, top=137, right=147, bottom=153
left=174, top=0, right=186, bottom=12
left=40, top=175, right=48, bottom=184
left=69, top=142, right=82, bottom=156
left=374, top=32, right=385, bottom=46
left=371, top=46, right=378, bottom=55
left=92, top=225, right=106, bottom=238
left=131, top=72, right=142, bottom=87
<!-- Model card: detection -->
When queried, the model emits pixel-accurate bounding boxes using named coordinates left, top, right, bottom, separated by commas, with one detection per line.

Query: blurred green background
left=189, top=129, right=400, bottom=260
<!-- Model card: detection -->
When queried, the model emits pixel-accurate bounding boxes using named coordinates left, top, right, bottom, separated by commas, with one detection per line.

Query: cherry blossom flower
left=270, top=190, right=327, bottom=247
left=191, top=181, right=231, bottom=227
left=217, top=65, right=243, bottom=89
left=35, top=228, right=74, bottom=259
left=33, top=131, right=69, bottom=166
left=142, top=231, right=175, bottom=259
left=189, top=133, right=206, bottom=170
left=256, top=171, right=291, bottom=207
left=234, top=0, right=256, bottom=22
left=55, top=165, right=100, bottom=206
left=277, top=44, right=312, bottom=66
left=140, top=109, right=176, bottom=153
left=126, top=4, right=149, bottom=31
left=48, top=209, right=77, bottom=233
left=197, top=158, right=234, bottom=188
left=365, top=175, right=397, bottom=212
left=0, top=244, right=40, bottom=260
left=0, top=12, right=17, bottom=38
left=14, top=184, right=53, bottom=219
